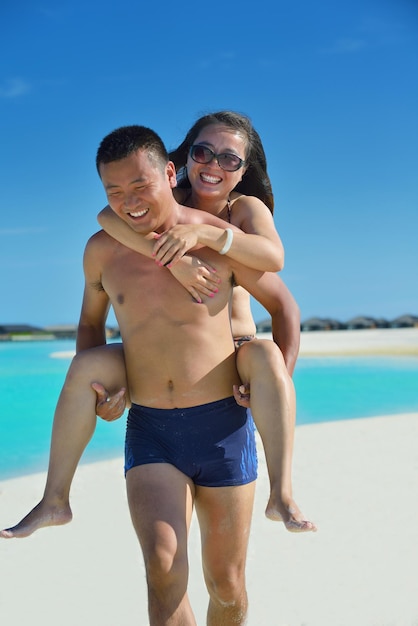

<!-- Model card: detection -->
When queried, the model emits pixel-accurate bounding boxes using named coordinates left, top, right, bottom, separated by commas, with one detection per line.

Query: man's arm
left=76, top=232, right=112, bottom=353
left=77, top=232, right=127, bottom=421
left=269, top=278, right=300, bottom=376
left=232, top=267, right=300, bottom=376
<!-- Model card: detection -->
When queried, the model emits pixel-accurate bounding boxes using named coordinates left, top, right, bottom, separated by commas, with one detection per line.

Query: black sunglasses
left=189, top=145, right=246, bottom=172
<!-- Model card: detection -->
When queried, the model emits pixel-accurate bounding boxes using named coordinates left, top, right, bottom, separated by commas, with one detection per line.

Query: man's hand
left=92, top=382, right=127, bottom=421
left=233, top=383, right=251, bottom=408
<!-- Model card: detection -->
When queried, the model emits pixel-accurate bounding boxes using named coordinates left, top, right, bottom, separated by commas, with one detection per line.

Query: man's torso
left=93, top=232, right=240, bottom=408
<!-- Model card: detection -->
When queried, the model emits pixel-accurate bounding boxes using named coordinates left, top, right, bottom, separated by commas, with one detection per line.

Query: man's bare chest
left=102, top=250, right=177, bottom=307
left=101, top=246, right=232, bottom=319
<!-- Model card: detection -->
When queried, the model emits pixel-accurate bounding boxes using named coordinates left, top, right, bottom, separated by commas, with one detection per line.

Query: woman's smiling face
left=186, top=124, right=248, bottom=202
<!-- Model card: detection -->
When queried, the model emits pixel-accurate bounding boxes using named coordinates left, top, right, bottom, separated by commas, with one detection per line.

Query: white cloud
left=322, top=14, right=410, bottom=56
left=0, top=77, right=31, bottom=99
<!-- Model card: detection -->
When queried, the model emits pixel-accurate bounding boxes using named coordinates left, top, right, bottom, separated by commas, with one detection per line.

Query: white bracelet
left=219, top=228, right=234, bottom=255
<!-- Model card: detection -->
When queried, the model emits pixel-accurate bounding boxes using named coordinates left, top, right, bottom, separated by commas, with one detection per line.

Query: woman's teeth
left=201, top=173, right=221, bottom=184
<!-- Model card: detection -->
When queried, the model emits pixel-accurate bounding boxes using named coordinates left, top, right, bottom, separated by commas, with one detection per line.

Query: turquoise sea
left=1, top=339, right=418, bottom=480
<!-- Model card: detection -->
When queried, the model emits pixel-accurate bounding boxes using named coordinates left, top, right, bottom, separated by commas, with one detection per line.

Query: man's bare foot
left=0, top=500, right=72, bottom=539
left=265, top=497, right=317, bottom=533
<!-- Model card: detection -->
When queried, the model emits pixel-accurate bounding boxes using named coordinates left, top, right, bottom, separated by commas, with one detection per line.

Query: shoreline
left=1, top=412, right=417, bottom=625
left=259, top=326, right=418, bottom=356
left=48, top=327, right=418, bottom=360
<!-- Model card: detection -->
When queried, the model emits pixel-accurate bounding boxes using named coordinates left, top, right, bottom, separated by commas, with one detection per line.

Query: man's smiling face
left=100, top=149, right=177, bottom=234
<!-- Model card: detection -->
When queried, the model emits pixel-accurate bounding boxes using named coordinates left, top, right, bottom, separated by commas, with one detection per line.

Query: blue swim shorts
left=125, top=396, right=258, bottom=487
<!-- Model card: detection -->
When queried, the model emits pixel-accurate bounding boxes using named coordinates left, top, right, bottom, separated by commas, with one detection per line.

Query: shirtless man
left=90, top=125, right=274, bottom=625
left=6, top=124, right=282, bottom=625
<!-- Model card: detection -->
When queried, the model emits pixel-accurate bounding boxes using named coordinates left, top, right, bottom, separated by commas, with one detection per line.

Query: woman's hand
left=152, top=225, right=200, bottom=267
left=169, top=255, right=221, bottom=303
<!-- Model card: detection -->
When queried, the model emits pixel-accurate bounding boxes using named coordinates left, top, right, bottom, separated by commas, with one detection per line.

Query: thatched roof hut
left=345, top=316, right=379, bottom=330
left=255, top=318, right=272, bottom=333
left=301, top=317, right=345, bottom=332
left=389, top=314, right=418, bottom=328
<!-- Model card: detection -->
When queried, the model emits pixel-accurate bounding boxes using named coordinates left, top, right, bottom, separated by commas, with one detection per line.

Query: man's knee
left=205, top=563, right=246, bottom=607
left=145, top=546, right=189, bottom=595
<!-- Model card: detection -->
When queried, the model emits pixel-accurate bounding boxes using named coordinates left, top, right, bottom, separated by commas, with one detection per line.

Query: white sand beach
left=270, top=326, right=418, bottom=357
left=1, top=327, right=417, bottom=625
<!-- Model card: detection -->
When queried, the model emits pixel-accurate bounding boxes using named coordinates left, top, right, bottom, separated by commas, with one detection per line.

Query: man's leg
left=195, top=481, right=256, bottom=626
left=1, top=343, right=127, bottom=538
left=126, top=463, right=197, bottom=626
left=236, top=339, right=316, bottom=532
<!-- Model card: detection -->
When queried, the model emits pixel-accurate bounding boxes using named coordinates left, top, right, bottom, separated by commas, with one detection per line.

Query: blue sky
left=1, top=0, right=417, bottom=327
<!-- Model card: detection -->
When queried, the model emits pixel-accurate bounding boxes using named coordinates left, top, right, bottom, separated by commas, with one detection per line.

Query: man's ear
left=166, top=161, right=177, bottom=188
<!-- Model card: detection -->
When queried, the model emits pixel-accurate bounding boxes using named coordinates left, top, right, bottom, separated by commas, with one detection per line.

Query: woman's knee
left=66, top=344, right=126, bottom=388
left=236, top=339, right=287, bottom=379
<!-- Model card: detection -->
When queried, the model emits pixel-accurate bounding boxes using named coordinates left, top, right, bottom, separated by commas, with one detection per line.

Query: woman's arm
left=172, top=188, right=285, bottom=272
left=153, top=194, right=284, bottom=272
left=97, top=207, right=221, bottom=302
left=152, top=220, right=283, bottom=272
left=99, top=197, right=284, bottom=273
left=97, top=207, right=156, bottom=258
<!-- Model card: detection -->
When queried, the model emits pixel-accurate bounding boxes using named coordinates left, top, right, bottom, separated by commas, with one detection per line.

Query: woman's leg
left=236, top=339, right=316, bottom=532
left=0, top=343, right=128, bottom=538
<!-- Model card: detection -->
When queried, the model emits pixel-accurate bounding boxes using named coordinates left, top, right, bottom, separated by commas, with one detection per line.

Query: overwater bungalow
left=389, top=314, right=418, bottom=328
left=300, top=317, right=345, bottom=332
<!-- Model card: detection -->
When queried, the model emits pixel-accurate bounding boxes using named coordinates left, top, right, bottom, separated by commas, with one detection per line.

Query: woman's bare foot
left=265, top=497, right=317, bottom=532
left=0, top=499, right=73, bottom=539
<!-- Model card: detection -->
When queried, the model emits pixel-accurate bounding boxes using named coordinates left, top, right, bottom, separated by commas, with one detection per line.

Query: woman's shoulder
left=230, top=191, right=266, bottom=210
left=229, top=192, right=270, bottom=223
